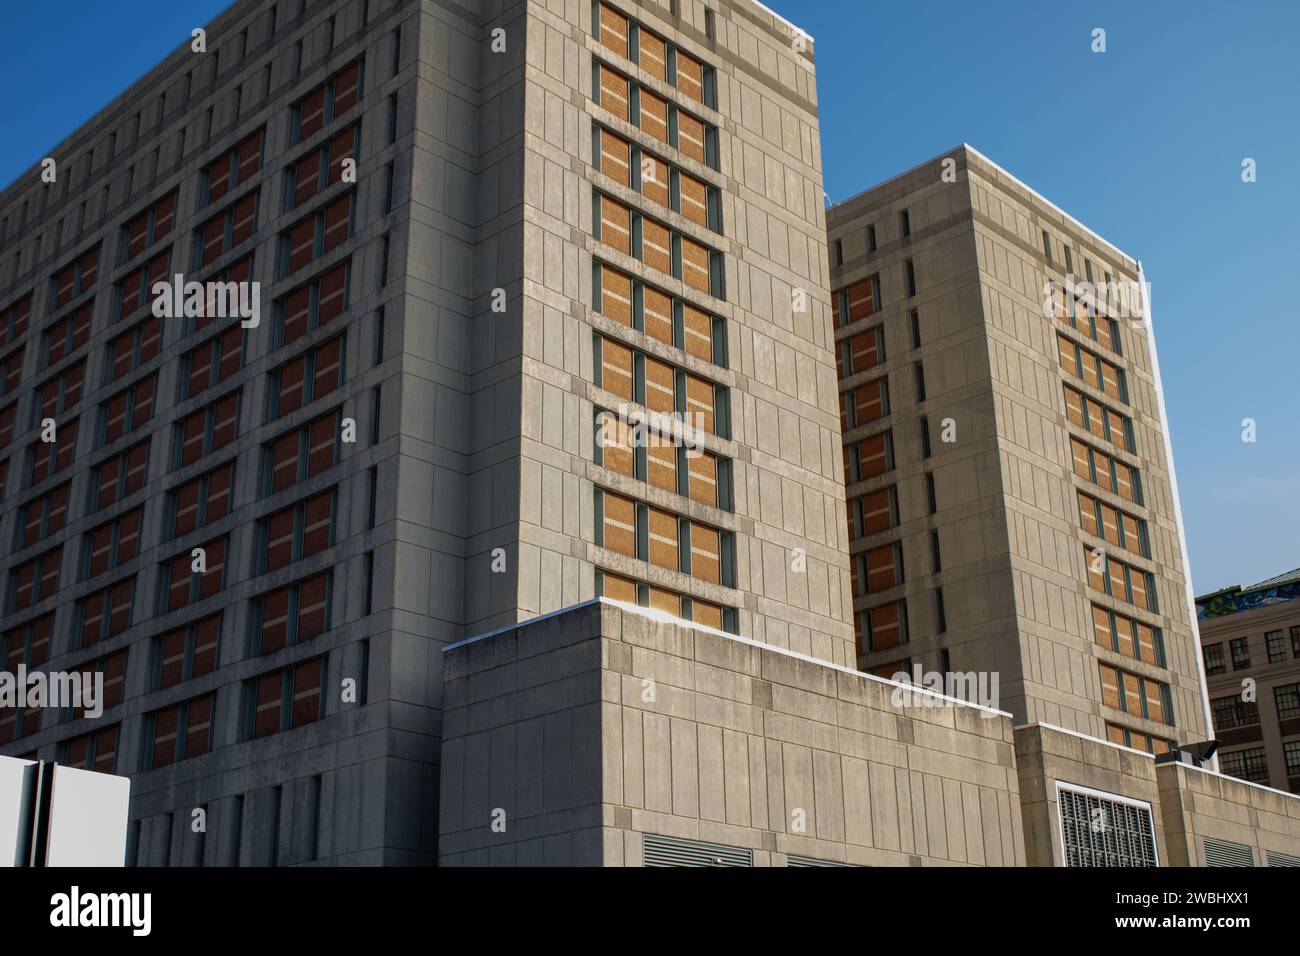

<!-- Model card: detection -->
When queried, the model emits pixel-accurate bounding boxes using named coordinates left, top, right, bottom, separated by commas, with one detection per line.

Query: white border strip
left=748, top=0, right=813, bottom=41
left=1138, top=262, right=1218, bottom=766
left=445, top=597, right=1013, bottom=718
left=1015, top=721, right=1155, bottom=760
left=1054, top=780, right=1160, bottom=867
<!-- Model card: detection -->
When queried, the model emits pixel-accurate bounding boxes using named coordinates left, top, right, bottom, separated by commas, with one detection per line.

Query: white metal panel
left=44, top=764, right=131, bottom=867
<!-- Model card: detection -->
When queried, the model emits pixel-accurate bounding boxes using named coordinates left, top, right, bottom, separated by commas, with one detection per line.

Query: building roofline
left=828, top=142, right=1136, bottom=266
left=448, top=597, right=1014, bottom=719
left=748, top=0, right=813, bottom=40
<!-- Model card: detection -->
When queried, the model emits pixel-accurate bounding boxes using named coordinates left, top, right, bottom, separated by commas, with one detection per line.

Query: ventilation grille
left=787, top=854, right=854, bottom=867
left=1058, top=785, right=1157, bottom=867
left=1266, top=849, right=1300, bottom=867
left=1203, top=837, right=1254, bottom=867
left=642, top=834, right=752, bottom=867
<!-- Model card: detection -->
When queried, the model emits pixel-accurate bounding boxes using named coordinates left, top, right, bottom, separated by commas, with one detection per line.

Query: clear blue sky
left=2, top=1, right=1296, bottom=594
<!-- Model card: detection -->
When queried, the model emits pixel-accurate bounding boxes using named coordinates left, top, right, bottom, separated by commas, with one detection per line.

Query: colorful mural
left=1197, top=580, right=1300, bottom=620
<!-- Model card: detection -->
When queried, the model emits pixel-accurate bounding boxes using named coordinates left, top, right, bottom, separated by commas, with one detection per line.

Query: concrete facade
left=440, top=599, right=1027, bottom=866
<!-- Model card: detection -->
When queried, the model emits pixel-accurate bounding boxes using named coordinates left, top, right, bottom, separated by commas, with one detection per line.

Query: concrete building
left=1197, top=567, right=1300, bottom=794
left=826, top=145, right=1212, bottom=756
left=2, top=0, right=1299, bottom=867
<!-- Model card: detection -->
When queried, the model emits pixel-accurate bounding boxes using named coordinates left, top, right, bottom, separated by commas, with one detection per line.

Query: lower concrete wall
left=439, top=599, right=1026, bottom=866
left=1157, top=762, right=1300, bottom=867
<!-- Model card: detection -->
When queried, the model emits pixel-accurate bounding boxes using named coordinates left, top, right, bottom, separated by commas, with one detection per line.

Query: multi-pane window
left=180, top=327, right=244, bottom=400
left=1230, top=636, right=1251, bottom=670
left=594, top=488, right=735, bottom=588
left=1285, top=741, right=1300, bottom=778
left=852, top=542, right=903, bottom=596
left=1219, top=747, right=1269, bottom=784
left=33, top=358, right=86, bottom=424
left=0, top=293, right=32, bottom=347
left=0, top=614, right=52, bottom=740
left=592, top=334, right=730, bottom=438
left=1275, top=682, right=1300, bottom=720
left=837, top=326, right=885, bottom=378
left=160, top=535, right=227, bottom=612
left=156, top=614, right=221, bottom=690
left=192, top=191, right=258, bottom=268
left=99, top=373, right=158, bottom=445
left=832, top=276, right=880, bottom=328
left=861, top=599, right=907, bottom=653
left=287, top=124, right=361, bottom=210
left=1266, top=630, right=1288, bottom=663
left=91, top=439, right=149, bottom=511
left=1069, top=437, right=1142, bottom=504
left=275, top=261, right=350, bottom=348
left=8, top=546, right=61, bottom=612
left=1105, top=723, right=1171, bottom=756
left=1203, top=642, right=1226, bottom=676
left=1050, top=289, right=1122, bottom=355
left=593, top=193, right=724, bottom=298
left=76, top=649, right=128, bottom=715
left=169, top=460, right=235, bottom=538
left=174, top=390, right=240, bottom=467
left=0, top=344, right=25, bottom=399
left=106, top=315, right=163, bottom=383
left=61, top=724, right=120, bottom=775
left=280, top=192, right=354, bottom=277
left=246, top=657, right=326, bottom=738
left=145, top=693, right=216, bottom=769
left=78, top=576, right=135, bottom=648
left=596, top=570, right=733, bottom=633
left=50, top=245, right=100, bottom=310
left=120, top=191, right=177, bottom=261
left=1098, top=663, right=1172, bottom=725
left=265, top=410, right=341, bottom=494
left=591, top=63, right=718, bottom=170
left=16, top=482, right=70, bottom=548
left=259, top=489, right=336, bottom=573
left=592, top=263, right=725, bottom=366
left=1085, top=547, right=1157, bottom=613
left=268, top=334, right=344, bottom=418
left=114, top=249, right=171, bottom=324
left=1211, top=695, right=1260, bottom=730
left=250, top=572, right=332, bottom=655
left=844, top=430, right=894, bottom=484
left=1064, top=384, right=1133, bottom=453
left=839, top=377, right=889, bottom=432
left=593, top=410, right=732, bottom=510
left=203, top=128, right=265, bottom=206
left=1057, top=334, right=1127, bottom=402
left=83, top=506, right=143, bottom=577
left=1058, top=786, right=1157, bottom=867
left=593, top=3, right=716, bottom=108
left=1091, top=605, right=1164, bottom=667
left=292, top=58, right=363, bottom=143
left=41, top=300, right=93, bottom=368
left=189, top=255, right=254, bottom=336
left=1077, top=491, right=1149, bottom=558
left=846, top=486, right=898, bottom=539
left=25, top=418, right=78, bottom=485
left=592, top=127, right=721, bottom=231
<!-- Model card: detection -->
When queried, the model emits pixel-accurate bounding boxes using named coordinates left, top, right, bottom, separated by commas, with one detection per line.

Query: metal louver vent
left=1203, top=837, right=1254, bottom=867
left=1057, top=784, right=1158, bottom=867
left=642, top=833, right=752, bottom=867
left=787, top=855, right=854, bottom=867
left=1266, top=849, right=1300, bottom=867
